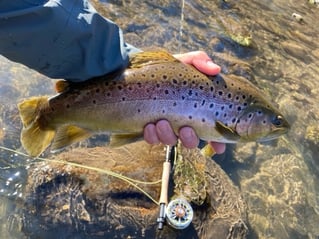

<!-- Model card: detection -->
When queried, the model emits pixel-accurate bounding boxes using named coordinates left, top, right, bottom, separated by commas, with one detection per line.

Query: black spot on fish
left=107, top=92, right=111, bottom=97
left=235, top=96, right=239, bottom=101
left=179, top=73, right=183, bottom=77
left=173, top=102, right=177, bottom=106
left=242, top=95, right=246, bottom=99
left=51, top=107, right=55, bottom=111
left=248, top=113, right=253, bottom=119
left=118, top=85, right=122, bottom=90
left=224, top=113, right=227, bottom=117
left=210, top=86, right=214, bottom=92
left=183, top=80, right=187, bottom=85
left=96, top=89, right=100, bottom=93
left=221, top=106, right=225, bottom=111
left=165, top=90, right=169, bottom=94
left=263, top=120, right=266, bottom=124
left=244, top=102, right=248, bottom=106
left=151, top=74, right=155, bottom=78
left=104, top=82, right=109, bottom=86
left=122, top=97, right=125, bottom=101
left=218, top=91, right=223, bottom=96
left=188, top=90, right=193, bottom=96
left=229, top=104, right=233, bottom=109
left=137, top=82, right=142, bottom=88
left=182, top=96, right=185, bottom=100
left=66, top=104, right=70, bottom=108
left=156, top=83, right=160, bottom=88
left=189, top=115, right=193, bottom=120
left=215, top=111, right=219, bottom=116
left=202, top=118, right=206, bottom=122
left=224, top=85, right=228, bottom=89
left=153, top=97, right=157, bottom=100
left=227, top=93, right=232, bottom=98
left=216, top=80, right=220, bottom=85
left=199, top=85, right=204, bottom=90
left=201, top=100, right=206, bottom=106
left=93, top=100, right=96, bottom=104
left=194, top=103, right=197, bottom=108
left=209, top=103, right=214, bottom=108
left=232, top=118, right=236, bottom=123
left=138, top=109, right=141, bottom=113
left=172, top=78, right=177, bottom=84
left=128, top=86, right=133, bottom=91
left=237, top=106, right=242, bottom=111
left=257, top=110, right=262, bottom=115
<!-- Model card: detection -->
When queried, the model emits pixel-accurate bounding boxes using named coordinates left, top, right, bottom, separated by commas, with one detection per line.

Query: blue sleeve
left=0, top=0, right=140, bottom=82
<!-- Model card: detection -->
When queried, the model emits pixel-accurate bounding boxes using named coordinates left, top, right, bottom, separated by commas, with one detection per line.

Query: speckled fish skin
left=18, top=51, right=290, bottom=156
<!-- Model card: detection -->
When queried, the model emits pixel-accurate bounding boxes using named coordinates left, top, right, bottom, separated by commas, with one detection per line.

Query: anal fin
left=51, top=125, right=92, bottom=151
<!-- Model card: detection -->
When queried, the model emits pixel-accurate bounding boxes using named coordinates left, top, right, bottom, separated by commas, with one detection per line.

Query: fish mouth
left=257, top=127, right=289, bottom=142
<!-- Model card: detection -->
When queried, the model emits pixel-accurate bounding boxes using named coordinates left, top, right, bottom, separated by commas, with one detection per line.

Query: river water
left=0, top=0, right=319, bottom=238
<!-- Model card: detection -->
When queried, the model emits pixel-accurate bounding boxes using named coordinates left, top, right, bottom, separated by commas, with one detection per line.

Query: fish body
left=18, top=51, right=290, bottom=157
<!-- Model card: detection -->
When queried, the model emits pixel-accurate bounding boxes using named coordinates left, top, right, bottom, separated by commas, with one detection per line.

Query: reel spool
left=165, top=198, right=193, bottom=230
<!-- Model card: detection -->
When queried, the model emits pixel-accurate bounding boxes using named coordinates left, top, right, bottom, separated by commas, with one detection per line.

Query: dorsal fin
left=55, top=80, right=70, bottom=93
left=129, top=51, right=180, bottom=68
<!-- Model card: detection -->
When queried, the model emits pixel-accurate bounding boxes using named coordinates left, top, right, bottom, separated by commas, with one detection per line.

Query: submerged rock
left=18, top=142, right=247, bottom=239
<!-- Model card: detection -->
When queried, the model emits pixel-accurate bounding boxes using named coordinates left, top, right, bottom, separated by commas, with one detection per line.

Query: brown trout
left=18, top=51, right=289, bottom=157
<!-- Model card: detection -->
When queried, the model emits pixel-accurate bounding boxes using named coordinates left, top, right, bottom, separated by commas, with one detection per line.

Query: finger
left=155, top=120, right=177, bottom=146
left=193, top=58, right=221, bottom=76
left=179, top=127, right=200, bottom=149
left=209, top=142, right=226, bottom=154
left=174, top=51, right=221, bottom=75
left=143, top=123, right=160, bottom=145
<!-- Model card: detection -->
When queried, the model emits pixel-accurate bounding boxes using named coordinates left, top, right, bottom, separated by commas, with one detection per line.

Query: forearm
left=0, top=0, right=139, bottom=81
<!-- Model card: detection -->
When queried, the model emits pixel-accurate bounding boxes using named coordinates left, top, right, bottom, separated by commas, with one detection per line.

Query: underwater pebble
left=281, top=40, right=309, bottom=61
left=292, top=13, right=304, bottom=23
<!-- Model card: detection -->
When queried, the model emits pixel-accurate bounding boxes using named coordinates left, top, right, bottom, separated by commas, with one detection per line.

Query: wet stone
left=16, top=142, right=248, bottom=239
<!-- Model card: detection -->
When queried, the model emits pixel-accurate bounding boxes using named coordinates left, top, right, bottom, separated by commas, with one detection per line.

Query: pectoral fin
left=109, top=133, right=143, bottom=147
left=215, top=121, right=240, bottom=141
left=51, top=125, right=92, bottom=151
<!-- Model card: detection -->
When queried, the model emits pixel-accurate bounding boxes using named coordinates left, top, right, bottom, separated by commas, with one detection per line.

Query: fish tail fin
left=18, top=96, right=55, bottom=157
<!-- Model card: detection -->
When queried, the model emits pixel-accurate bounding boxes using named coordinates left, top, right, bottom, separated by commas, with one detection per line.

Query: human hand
left=143, top=51, right=226, bottom=154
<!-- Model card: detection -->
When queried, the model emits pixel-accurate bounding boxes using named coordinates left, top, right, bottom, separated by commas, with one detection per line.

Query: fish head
left=235, top=104, right=290, bottom=142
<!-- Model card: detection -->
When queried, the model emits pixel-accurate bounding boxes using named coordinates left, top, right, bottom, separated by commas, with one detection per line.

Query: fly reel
left=157, top=146, right=194, bottom=230
left=165, top=198, right=193, bottom=230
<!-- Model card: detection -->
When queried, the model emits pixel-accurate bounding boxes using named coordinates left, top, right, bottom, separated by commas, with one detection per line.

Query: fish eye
left=272, top=115, right=284, bottom=127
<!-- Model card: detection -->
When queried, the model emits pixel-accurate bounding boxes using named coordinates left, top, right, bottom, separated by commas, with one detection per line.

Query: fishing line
left=0, top=145, right=161, bottom=205
left=178, top=0, right=185, bottom=53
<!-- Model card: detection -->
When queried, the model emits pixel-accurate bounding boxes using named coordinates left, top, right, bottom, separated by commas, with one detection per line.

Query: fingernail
left=206, top=60, right=220, bottom=68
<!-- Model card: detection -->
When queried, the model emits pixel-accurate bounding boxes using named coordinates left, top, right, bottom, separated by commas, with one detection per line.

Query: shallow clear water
left=1, top=0, right=319, bottom=238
